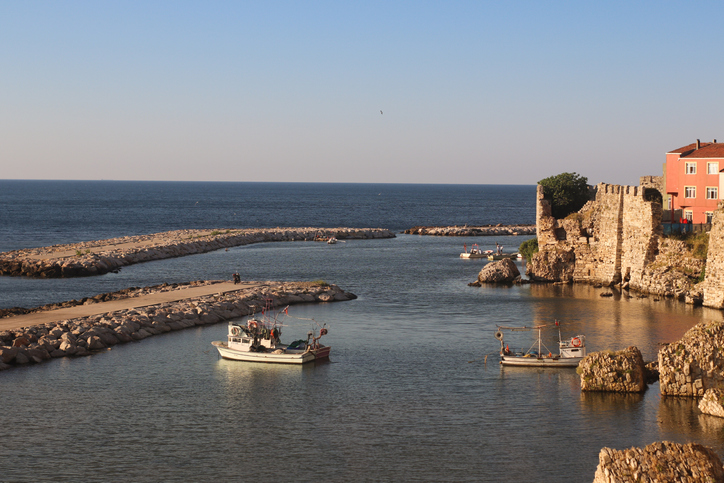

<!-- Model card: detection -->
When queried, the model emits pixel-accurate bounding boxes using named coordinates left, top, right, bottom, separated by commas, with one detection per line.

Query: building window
left=707, top=212, right=714, bottom=223
left=707, top=187, right=718, bottom=199
left=686, top=162, right=697, bottom=174
left=685, top=186, right=696, bottom=198
left=708, top=162, right=719, bottom=174
left=667, top=196, right=672, bottom=210
left=685, top=210, right=693, bottom=222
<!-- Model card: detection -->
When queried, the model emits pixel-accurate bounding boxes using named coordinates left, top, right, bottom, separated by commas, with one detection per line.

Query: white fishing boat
left=327, top=237, right=338, bottom=244
left=460, top=244, right=491, bottom=259
left=495, top=321, right=586, bottom=367
left=211, top=302, right=330, bottom=364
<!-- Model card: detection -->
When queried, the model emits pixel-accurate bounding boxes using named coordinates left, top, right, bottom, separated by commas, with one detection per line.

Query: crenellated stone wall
left=530, top=183, right=662, bottom=288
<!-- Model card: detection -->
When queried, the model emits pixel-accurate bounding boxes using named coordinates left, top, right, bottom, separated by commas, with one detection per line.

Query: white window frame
left=708, top=162, right=719, bottom=174
left=686, top=162, right=697, bottom=174
left=685, top=210, right=693, bottom=222
left=707, top=186, right=718, bottom=199
left=685, top=186, right=696, bottom=198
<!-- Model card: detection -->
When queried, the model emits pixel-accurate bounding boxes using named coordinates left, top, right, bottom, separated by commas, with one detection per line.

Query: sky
left=1, top=1, right=723, bottom=185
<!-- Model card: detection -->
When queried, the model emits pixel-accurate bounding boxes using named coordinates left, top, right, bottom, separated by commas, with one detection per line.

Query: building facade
left=665, top=139, right=724, bottom=224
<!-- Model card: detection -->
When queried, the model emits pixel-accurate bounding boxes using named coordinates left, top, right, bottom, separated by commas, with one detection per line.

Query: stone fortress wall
left=531, top=183, right=662, bottom=291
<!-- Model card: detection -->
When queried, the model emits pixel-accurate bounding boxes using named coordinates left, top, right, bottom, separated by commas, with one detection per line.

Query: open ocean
left=1, top=180, right=723, bottom=482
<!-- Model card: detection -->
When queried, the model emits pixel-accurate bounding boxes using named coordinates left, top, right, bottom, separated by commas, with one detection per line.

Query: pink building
left=665, top=139, right=724, bottom=224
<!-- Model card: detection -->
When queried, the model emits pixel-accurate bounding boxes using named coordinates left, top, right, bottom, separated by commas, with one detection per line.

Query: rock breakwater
left=0, top=280, right=354, bottom=370
left=0, top=227, right=395, bottom=278
left=404, top=225, right=535, bottom=236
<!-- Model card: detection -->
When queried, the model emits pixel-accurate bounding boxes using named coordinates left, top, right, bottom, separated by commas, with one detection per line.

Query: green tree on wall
left=538, top=172, right=590, bottom=219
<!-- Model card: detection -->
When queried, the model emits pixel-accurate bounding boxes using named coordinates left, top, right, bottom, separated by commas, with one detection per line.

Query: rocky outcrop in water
left=469, top=258, right=520, bottom=285
left=659, top=320, right=724, bottom=397
left=0, top=281, right=354, bottom=370
left=404, top=225, right=535, bottom=236
left=578, top=346, right=647, bottom=393
left=592, top=441, right=724, bottom=483
left=699, top=388, right=724, bottom=417
left=0, top=227, right=395, bottom=278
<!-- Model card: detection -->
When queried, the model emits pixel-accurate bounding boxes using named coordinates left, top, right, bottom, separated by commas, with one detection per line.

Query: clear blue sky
left=1, top=1, right=722, bottom=185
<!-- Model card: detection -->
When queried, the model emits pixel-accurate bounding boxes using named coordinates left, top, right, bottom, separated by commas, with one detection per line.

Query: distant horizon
left=0, top=178, right=538, bottom=186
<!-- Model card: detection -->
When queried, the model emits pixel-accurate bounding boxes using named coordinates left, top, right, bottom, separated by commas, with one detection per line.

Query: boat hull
left=212, top=341, right=330, bottom=364
left=500, top=355, right=582, bottom=368
left=460, top=253, right=487, bottom=259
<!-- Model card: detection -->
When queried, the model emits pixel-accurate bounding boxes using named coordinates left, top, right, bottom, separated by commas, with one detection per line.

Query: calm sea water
left=1, top=180, right=722, bottom=482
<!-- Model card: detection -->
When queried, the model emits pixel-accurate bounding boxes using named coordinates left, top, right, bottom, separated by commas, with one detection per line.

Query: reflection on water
left=3, top=235, right=724, bottom=482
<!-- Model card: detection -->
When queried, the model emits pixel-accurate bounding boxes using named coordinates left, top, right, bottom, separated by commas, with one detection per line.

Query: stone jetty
left=0, top=280, right=355, bottom=370
left=593, top=441, right=724, bottom=482
left=578, top=346, right=647, bottom=393
left=403, top=225, right=535, bottom=236
left=0, top=227, right=395, bottom=278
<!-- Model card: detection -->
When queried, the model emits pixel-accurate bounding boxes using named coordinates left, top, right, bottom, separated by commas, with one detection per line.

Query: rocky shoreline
left=403, top=224, right=535, bottom=236
left=0, top=227, right=395, bottom=278
left=0, top=280, right=355, bottom=370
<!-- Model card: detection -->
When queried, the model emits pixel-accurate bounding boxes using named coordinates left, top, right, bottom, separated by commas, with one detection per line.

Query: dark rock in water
left=477, top=258, right=520, bottom=284
left=600, top=292, right=613, bottom=297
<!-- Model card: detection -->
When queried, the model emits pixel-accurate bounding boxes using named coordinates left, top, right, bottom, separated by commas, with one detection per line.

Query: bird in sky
left=380, top=110, right=383, bottom=115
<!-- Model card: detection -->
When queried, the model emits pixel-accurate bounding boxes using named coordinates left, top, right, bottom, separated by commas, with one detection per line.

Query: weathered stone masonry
left=531, top=183, right=661, bottom=289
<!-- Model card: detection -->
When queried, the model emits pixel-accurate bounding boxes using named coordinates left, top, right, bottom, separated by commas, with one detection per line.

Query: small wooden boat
left=495, top=321, right=586, bottom=367
left=212, top=302, right=330, bottom=364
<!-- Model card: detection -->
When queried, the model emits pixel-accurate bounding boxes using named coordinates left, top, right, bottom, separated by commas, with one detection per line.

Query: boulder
left=526, top=247, right=575, bottom=282
left=0, top=346, right=19, bottom=364
left=476, top=258, right=520, bottom=284
left=659, top=320, right=724, bottom=397
left=578, top=346, right=647, bottom=393
left=86, top=336, right=106, bottom=350
left=593, top=441, right=724, bottom=483
left=699, top=388, right=724, bottom=418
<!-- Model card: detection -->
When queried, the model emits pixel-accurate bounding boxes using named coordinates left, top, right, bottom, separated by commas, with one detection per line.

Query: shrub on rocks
left=578, top=346, right=647, bottom=393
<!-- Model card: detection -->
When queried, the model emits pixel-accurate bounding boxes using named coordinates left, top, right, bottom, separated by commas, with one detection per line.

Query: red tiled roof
left=668, top=141, right=724, bottom=158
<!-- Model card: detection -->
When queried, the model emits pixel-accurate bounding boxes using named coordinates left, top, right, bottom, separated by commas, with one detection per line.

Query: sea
left=1, top=180, right=723, bottom=482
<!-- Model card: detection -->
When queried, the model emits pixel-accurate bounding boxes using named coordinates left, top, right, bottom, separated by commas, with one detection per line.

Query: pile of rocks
left=0, top=227, right=396, bottom=278
left=578, top=346, right=647, bottom=393
left=0, top=281, right=355, bottom=370
left=469, top=258, right=520, bottom=285
left=659, top=320, right=724, bottom=397
left=404, top=225, right=535, bottom=236
left=593, top=441, right=724, bottom=482
left=0, top=281, right=217, bottom=318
